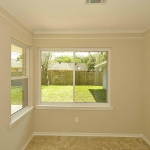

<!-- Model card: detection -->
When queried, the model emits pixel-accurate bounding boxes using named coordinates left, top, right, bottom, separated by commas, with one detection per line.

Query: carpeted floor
left=25, top=136, right=150, bottom=150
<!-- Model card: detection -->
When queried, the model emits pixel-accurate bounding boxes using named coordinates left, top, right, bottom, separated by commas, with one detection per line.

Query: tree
left=53, top=52, right=107, bottom=72
left=98, top=52, right=107, bottom=63
left=54, top=55, right=73, bottom=63
left=41, top=52, right=52, bottom=86
left=75, top=52, right=101, bottom=71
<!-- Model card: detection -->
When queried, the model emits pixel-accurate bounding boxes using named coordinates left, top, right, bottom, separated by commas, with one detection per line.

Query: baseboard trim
left=21, top=132, right=150, bottom=150
left=20, top=133, right=34, bottom=150
left=142, top=135, right=150, bottom=146
left=33, top=132, right=143, bottom=138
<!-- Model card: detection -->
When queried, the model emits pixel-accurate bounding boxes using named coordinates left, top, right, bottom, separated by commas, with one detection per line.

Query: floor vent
left=86, top=0, right=107, bottom=4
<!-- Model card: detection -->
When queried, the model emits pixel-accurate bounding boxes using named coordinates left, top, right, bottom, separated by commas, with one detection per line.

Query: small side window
left=11, top=41, right=29, bottom=115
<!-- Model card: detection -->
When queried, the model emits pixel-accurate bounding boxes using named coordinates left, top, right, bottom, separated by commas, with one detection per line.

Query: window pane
left=75, top=51, right=107, bottom=103
left=11, top=44, right=26, bottom=77
left=11, top=78, right=28, bottom=114
left=11, top=41, right=28, bottom=115
left=41, top=52, right=73, bottom=102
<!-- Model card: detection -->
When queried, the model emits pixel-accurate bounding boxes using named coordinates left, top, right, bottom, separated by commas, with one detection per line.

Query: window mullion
left=11, top=76, right=28, bottom=80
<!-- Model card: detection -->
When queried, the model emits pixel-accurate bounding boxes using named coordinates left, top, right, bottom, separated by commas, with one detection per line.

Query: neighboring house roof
left=48, top=63, right=88, bottom=71
left=11, top=59, right=22, bottom=68
left=94, top=61, right=107, bottom=68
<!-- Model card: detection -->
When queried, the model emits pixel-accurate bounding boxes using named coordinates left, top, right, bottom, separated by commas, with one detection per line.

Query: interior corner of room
left=0, top=0, right=150, bottom=149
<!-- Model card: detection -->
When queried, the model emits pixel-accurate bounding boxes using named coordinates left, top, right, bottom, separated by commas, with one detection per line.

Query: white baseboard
left=142, top=135, right=150, bottom=146
left=33, top=132, right=143, bottom=138
left=20, top=133, right=34, bottom=150
left=21, top=132, right=150, bottom=150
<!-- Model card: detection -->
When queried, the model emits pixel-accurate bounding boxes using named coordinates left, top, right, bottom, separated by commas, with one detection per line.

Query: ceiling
left=0, top=0, right=150, bottom=33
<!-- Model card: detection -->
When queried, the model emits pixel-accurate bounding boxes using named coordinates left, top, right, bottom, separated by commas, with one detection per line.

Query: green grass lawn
left=11, top=86, right=22, bottom=105
left=11, top=85, right=107, bottom=104
left=42, top=85, right=107, bottom=103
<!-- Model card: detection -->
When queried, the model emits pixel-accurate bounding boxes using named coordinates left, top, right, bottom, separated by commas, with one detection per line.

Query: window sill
left=35, top=104, right=113, bottom=111
left=10, top=106, right=34, bottom=129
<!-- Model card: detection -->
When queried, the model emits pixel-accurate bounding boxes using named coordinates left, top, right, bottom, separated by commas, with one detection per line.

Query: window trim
left=38, top=48, right=111, bottom=109
left=10, top=106, right=34, bottom=129
left=11, top=39, right=30, bottom=115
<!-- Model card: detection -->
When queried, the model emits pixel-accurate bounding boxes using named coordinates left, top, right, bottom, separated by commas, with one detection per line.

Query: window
left=40, top=48, right=109, bottom=107
left=11, top=40, right=29, bottom=115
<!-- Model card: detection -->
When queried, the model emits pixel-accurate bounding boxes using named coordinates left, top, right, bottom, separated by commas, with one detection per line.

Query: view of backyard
left=42, top=85, right=106, bottom=102
left=40, top=51, right=108, bottom=103
left=11, top=43, right=28, bottom=114
left=11, top=50, right=108, bottom=106
left=11, top=85, right=106, bottom=104
left=11, top=86, right=22, bottom=105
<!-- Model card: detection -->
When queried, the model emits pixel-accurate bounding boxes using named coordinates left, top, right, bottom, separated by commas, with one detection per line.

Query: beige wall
left=0, top=6, right=34, bottom=150
left=143, top=31, right=150, bottom=141
left=1, top=4, right=150, bottom=148
left=33, top=35, right=144, bottom=134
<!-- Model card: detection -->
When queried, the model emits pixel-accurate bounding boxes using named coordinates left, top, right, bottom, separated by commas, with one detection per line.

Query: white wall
left=0, top=6, right=34, bottom=150
left=33, top=34, right=144, bottom=135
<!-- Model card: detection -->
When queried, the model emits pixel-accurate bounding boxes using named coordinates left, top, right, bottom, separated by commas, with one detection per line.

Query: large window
left=40, top=48, right=109, bottom=106
left=11, top=41, right=29, bottom=115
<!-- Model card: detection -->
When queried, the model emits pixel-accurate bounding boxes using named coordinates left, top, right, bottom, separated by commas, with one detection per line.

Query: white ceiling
left=0, top=0, right=150, bottom=33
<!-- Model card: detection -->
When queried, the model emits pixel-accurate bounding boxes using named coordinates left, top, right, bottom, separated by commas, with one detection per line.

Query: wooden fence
left=11, top=72, right=22, bottom=77
left=42, top=70, right=103, bottom=85
left=11, top=70, right=103, bottom=86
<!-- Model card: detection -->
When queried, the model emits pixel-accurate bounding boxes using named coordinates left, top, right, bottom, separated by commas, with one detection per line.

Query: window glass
left=41, top=52, right=73, bottom=102
left=40, top=50, right=108, bottom=104
left=75, top=52, right=107, bottom=103
left=11, top=43, right=28, bottom=115
left=11, top=44, right=26, bottom=77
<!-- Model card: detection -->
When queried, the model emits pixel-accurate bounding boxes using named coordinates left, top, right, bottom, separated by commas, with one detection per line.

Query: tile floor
left=25, top=136, right=150, bottom=150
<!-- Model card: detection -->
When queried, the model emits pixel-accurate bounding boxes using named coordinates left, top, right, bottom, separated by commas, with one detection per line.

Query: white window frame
left=37, top=48, right=112, bottom=110
left=11, top=39, right=29, bottom=115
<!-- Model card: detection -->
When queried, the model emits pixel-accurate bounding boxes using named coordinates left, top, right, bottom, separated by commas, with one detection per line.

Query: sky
left=11, top=51, right=21, bottom=60
left=42, top=51, right=99, bottom=60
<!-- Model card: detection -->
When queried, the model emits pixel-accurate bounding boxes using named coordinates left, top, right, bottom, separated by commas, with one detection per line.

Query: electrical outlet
left=75, top=117, right=78, bottom=123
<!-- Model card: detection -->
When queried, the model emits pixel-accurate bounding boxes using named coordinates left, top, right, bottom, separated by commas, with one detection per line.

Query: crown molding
left=0, top=3, right=150, bottom=38
left=34, top=32, right=144, bottom=40
left=0, top=4, right=33, bottom=38
left=0, top=3, right=33, bottom=32
left=34, top=30, right=144, bottom=35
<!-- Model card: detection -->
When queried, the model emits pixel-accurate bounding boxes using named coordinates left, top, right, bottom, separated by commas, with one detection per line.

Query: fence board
left=42, top=70, right=102, bottom=85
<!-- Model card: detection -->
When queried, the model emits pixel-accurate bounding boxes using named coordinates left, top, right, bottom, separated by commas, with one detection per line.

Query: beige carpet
left=25, top=136, right=150, bottom=150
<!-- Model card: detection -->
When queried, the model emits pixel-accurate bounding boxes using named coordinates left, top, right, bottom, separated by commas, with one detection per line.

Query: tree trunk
left=45, top=74, right=49, bottom=86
